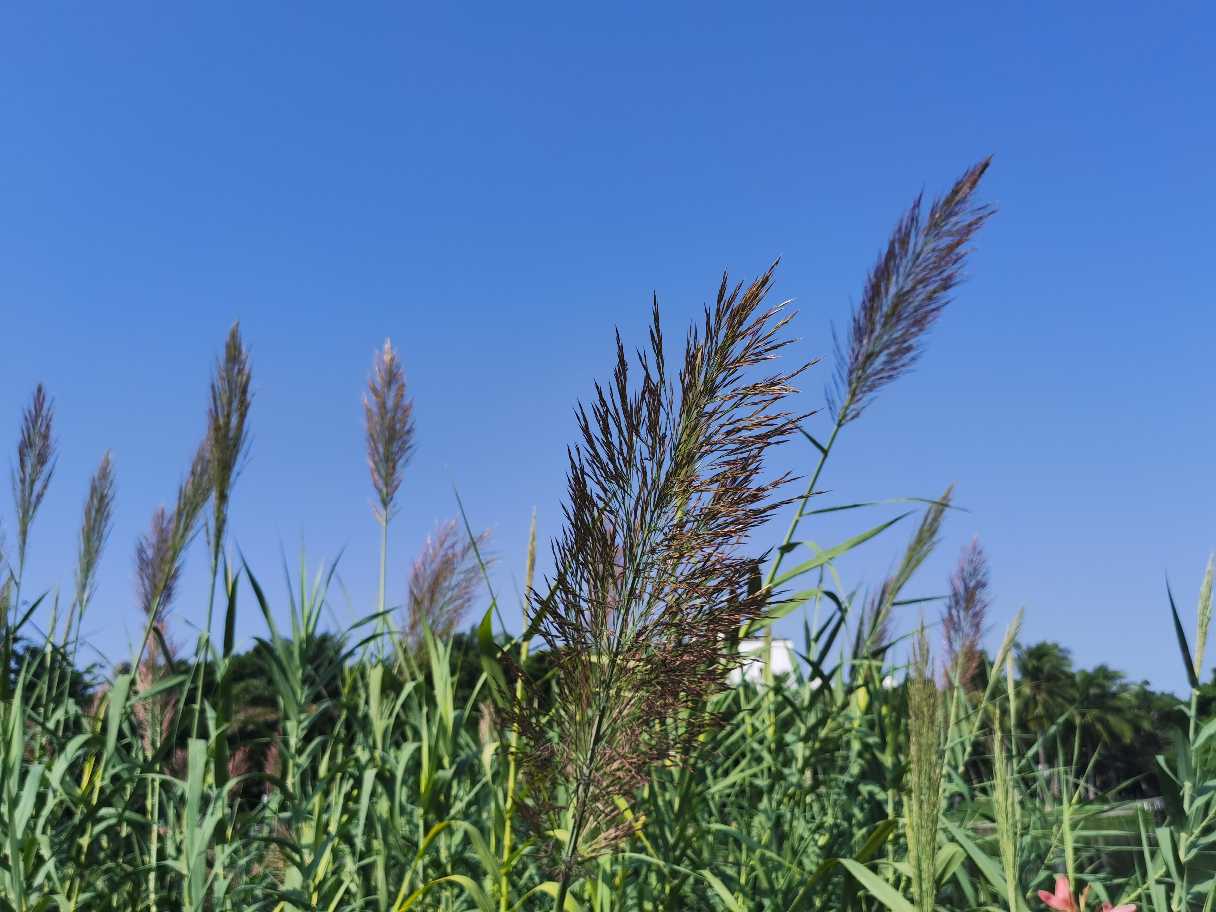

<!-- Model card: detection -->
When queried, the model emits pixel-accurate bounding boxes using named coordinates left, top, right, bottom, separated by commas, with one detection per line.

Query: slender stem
left=3, top=556, right=28, bottom=703
left=766, top=416, right=846, bottom=588
left=500, top=640, right=529, bottom=911
left=378, top=517, right=388, bottom=621
left=188, top=547, right=221, bottom=742
left=147, top=775, right=160, bottom=912
left=501, top=512, right=537, bottom=911
left=759, top=411, right=846, bottom=740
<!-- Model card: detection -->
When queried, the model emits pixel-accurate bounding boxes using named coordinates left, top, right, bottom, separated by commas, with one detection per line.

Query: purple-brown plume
left=365, top=339, right=415, bottom=523
left=405, top=519, right=491, bottom=646
left=514, top=265, right=806, bottom=873
left=12, top=384, right=57, bottom=569
left=207, top=323, right=252, bottom=562
left=941, top=537, right=991, bottom=689
left=75, top=451, right=116, bottom=611
left=829, top=160, right=993, bottom=425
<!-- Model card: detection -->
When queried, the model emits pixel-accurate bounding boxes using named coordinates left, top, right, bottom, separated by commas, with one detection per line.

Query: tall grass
left=1, top=160, right=1207, bottom=911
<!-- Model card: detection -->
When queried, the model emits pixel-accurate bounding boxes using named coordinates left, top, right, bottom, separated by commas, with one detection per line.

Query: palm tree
left=1071, top=664, right=1134, bottom=795
left=1016, top=642, right=1077, bottom=793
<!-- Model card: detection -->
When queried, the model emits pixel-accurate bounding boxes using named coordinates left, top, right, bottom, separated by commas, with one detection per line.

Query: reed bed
left=0, top=161, right=1209, bottom=912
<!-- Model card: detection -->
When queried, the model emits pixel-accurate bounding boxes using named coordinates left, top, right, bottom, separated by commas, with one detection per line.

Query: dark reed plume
left=770, top=161, right=991, bottom=589
left=136, top=507, right=181, bottom=622
left=12, top=384, right=57, bottom=573
left=514, top=265, right=805, bottom=892
left=206, top=323, right=253, bottom=570
left=405, top=519, right=492, bottom=646
left=941, top=537, right=991, bottom=690
left=365, top=338, right=415, bottom=525
left=136, top=442, right=212, bottom=625
left=74, top=451, right=116, bottom=612
left=859, top=486, right=953, bottom=658
left=828, top=159, right=993, bottom=425
left=174, top=440, right=213, bottom=556
left=131, top=445, right=210, bottom=753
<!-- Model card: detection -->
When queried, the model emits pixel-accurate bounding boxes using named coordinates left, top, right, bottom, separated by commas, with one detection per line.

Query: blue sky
left=1, top=4, right=1212, bottom=690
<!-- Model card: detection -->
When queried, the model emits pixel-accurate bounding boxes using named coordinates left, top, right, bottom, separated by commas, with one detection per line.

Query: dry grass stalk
left=515, top=265, right=806, bottom=884
left=365, top=338, right=415, bottom=525
left=829, top=159, right=993, bottom=425
left=405, top=519, right=492, bottom=646
left=942, top=537, right=991, bottom=690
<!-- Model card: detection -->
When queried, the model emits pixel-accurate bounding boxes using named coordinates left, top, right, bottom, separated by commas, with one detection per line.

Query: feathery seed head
left=941, top=537, right=992, bottom=690
left=136, top=440, right=212, bottom=623
left=12, top=384, right=57, bottom=567
left=207, top=323, right=253, bottom=557
left=405, top=519, right=492, bottom=647
left=175, top=440, right=213, bottom=553
left=365, top=338, right=415, bottom=523
left=861, top=487, right=953, bottom=657
left=829, top=160, right=993, bottom=425
left=136, top=507, right=179, bottom=621
left=513, top=264, right=807, bottom=870
left=75, top=451, right=116, bottom=611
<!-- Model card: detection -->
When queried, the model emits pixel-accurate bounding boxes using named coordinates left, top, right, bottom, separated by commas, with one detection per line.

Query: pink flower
left=1039, top=876, right=1078, bottom=912
left=1038, top=876, right=1136, bottom=912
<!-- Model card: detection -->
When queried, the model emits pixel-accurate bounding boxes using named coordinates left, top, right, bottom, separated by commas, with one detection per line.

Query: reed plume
left=136, top=441, right=211, bottom=626
left=12, top=384, right=57, bottom=574
left=175, top=441, right=213, bottom=556
left=365, top=338, right=415, bottom=625
left=771, top=161, right=992, bottom=587
left=941, top=537, right=991, bottom=690
left=136, top=508, right=180, bottom=622
left=515, top=265, right=805, bottom=894
left=405, top=519, right=492, bottom=646
left=365, top=338, right=415, bottom=524
left=75, top=451, right=116, bottom=612
left=829, top=159, right=993, bottom=425
left=206, top=323, right=252, bottom=570
left=860, top=487, right=953, bottom=656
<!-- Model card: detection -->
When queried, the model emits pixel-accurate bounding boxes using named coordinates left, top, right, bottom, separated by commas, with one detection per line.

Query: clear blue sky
left=1, top=4, right=1212, bottom=690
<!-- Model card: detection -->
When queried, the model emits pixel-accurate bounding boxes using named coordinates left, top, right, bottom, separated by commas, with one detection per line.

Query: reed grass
left=2, top=160, right=1204, bottom=912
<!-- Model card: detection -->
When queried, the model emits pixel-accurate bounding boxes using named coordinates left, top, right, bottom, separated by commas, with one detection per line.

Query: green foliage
left=1, top=159, right=1209, bottom=911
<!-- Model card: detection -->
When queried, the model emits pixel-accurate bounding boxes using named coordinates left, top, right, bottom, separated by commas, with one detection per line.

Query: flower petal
left=1039, top=876, right=1077, bottom=912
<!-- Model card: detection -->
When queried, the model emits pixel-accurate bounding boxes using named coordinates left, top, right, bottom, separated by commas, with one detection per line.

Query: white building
left=729, top=638, right=795, bottom=685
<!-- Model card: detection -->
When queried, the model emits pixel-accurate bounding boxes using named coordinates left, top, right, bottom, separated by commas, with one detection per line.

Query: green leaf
left=1169, top=579, right=1201, bottom=690
left=699, top=870, right=744, bottom=911
left=839, top=859, right=915, bottom=912
left=477, top=604, right=510, bottom=703
left=516, top=882, right=587, bottom=912
left=772, top=513, right=911, bottom=588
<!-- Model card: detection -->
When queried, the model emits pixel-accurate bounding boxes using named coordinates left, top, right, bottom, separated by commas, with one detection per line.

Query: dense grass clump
left=1, top=161, right=1212, bottom=912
